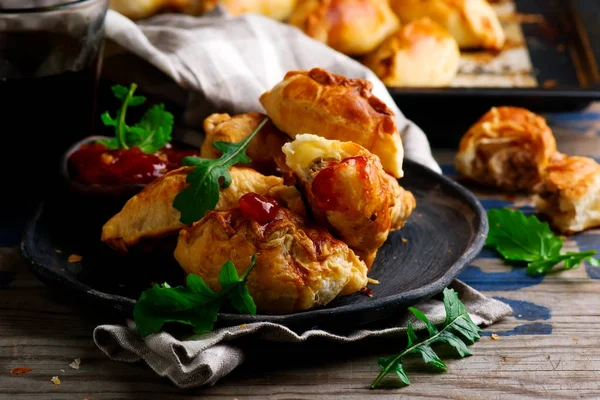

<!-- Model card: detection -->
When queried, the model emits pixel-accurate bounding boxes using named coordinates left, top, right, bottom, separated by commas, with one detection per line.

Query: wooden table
left=2, top=104, right=600, bottom=400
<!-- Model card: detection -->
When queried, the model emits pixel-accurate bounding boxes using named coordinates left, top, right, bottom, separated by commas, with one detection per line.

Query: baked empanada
left=109, top=0, right=189, bottom=19
left=101, top=166, right=304, bottom=252
left=201, top=0, right=298, bottom=20
left=289, top=0, right=400, bottom=56
left=174, top=198, right=368, bottom=314
left=283, top=134, right=415, bottom=268
left=363, top=18, right=460, bottom=87
left=201, top=112, right=289, bottom=177
left=390, top=0, right=505, bottom=50
left=455, top=106, right=557, bottom=192
left=534, top=153, right=600, bottom=234
left=260, top=68, right=404, bottom=178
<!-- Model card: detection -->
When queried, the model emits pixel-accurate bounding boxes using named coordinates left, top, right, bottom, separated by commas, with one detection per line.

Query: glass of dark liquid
left=0, top=0, right=108, bottom=219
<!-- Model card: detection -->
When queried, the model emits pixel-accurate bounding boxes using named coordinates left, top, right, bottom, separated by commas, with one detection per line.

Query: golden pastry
left=363, top=18, right=460, bottom=87
left=174, top=197, right=368, bottom=314
left=283, top=134, right=415, bottom=268
left=201, top=112, right=290, bottom=177
left=389, top=0, right=505, bottom=50
left=260, top=68, right=404, bottom=178
left=289, top=0, right=400, bottom=56
left=201, top=0, right=298, bottom=20
left=455, top=106, right=557, bottom=192
left=109, top=0, right=189, bottom=19
left=101, top=166, right=305, bottom=252
left=534, top=153, right=600, bottom=234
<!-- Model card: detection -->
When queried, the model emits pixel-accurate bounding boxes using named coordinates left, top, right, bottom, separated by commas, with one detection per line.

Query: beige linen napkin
left=93, top=8, right=511, bottom=388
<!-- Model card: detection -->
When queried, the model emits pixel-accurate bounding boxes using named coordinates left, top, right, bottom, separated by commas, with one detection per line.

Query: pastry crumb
left=51, top=376, right=61, bottom=385
left=491, top=333, right=500, bottom=340
left=239, top=324, right=247, bottom=329
left=69, top=358, right=81, bottom=370
left=367, top=278, right=379, bottom=285
left=10, top=367, right=32, bottom=376
left=68, top=254, right=83, bottom=263
left=401, top=238, right=408, bottom=243
left=55, top=249, right=62, bottom=254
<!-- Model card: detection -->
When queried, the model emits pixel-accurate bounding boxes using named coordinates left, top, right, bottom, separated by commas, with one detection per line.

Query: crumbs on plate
left=51, top=376, right=61, bottom=385
left=68, top=254, right=83, bottom=263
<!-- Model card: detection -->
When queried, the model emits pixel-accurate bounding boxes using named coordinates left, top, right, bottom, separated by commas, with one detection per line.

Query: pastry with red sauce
left=174, top=193, right=368, bottom=314
left=282, top=134, right=416, bottom=268
left=101, top=166, right=306, bottom=253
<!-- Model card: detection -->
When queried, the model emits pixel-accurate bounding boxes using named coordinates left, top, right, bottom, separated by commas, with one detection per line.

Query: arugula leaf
left=371, top=288, right=481, bottom=388
left=133, top=255, right=258, bottom=336
left=97, top=83, right=173, bottom=153
left=486, top=208, right=600, bottom=276
left=173, top=118, right=269, bottom=225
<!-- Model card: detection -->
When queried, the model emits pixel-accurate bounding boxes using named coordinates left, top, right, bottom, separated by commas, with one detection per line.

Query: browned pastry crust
left=109, top=0, right=190, bottom=19
left=363, top=18, right=460, bottom=87
left=201, top=112, right=290, bottom=177
left=534, top=153, right=600, bottom=234
left=283, top=134, right=415, bottom=268
left=101, top=167, right=305, bottom=252
left=260, top=68, right=404, bottom=178
left=389, top=0, right=505, bottom=50
left=455, top=106, right=557, bottom=192
left=289, top=0, right=400, bottom=56
left=200, top=0, right=298, bottom=20
left=174, top=206, right=368, bottom=314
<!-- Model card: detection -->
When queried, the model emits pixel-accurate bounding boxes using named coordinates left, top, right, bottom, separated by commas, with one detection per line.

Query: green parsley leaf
left=133, top=254, right=258, bottom=336
left=172, top=117, right=269, bottom=225
left=371, top=288, right=481, bottom=389
left=98, top=83, right=173, bottom=153
left=486, top=208, right=600, bottom=276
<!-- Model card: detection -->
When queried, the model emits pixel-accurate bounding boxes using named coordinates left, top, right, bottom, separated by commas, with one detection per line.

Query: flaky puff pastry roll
left=201, top=112, right=290, bottom=177
left=174, top=198, right=368, bottom=314
left=389, top=0, right=505, bottom=50
left=260, top=68, right=404, bottom=178
left=363, top=18, right=460, bottom=87
left=101, top=167, right=305, bottom=253
left=199, top=0, right=298, bottom=20
left=283, top=134, right=415, bottom=268
left=455, top=106, right=557, bottom=192
left=109, top=0, right=189, bottom=20
left=289, top=0, right=400, bottom=56
left=534, top=153, right=600, bottom=234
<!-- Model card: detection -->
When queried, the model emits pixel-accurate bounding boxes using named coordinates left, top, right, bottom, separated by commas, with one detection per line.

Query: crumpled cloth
left=93, top=8, right=510, bottom=389
left=94, top=280, right=511, bottom=388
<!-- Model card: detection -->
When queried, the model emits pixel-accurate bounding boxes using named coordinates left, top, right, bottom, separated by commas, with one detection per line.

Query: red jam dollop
left=311, top=156, right=370, bottom=210
left=239, top=193, right=280, bottom=224
left=68, top=142, right=198, bottom=185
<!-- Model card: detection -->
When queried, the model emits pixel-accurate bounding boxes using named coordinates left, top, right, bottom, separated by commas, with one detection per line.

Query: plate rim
left=20, top=159, right=488, bottom=327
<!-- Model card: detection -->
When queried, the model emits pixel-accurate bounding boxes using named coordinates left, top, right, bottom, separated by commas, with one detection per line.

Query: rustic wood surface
left=2, top=102, right=600, bottom=399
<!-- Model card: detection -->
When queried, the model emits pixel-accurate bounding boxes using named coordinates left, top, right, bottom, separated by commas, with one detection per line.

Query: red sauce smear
left=239, top=193, right=280, bottom=224
left=10, top=367, right=32, bottom=376
left=68, top=142, right=198, bottom=185
left=311, top=156, right=370, bottom=210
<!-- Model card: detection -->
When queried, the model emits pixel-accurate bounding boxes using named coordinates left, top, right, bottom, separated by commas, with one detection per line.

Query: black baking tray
left=389, top=0, right=600, bottom=148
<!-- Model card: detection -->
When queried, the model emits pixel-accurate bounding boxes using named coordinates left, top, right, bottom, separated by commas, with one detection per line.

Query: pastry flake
left=455, top=106, right=557, bottom=192
left=260, top=67, right=404, bottom=178
left=289, top=0, right=400, bottom=56
left=174, top=203, right=368, bottom=314
left=363, top=18, right=460, bottom=87
left=390, top=0, right=506, bottom=50
left=534, top=153, right=600, bottom=234
left=283, top=134, right=415, bottom=268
